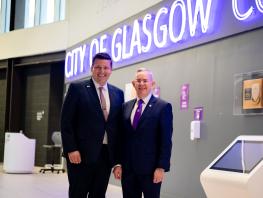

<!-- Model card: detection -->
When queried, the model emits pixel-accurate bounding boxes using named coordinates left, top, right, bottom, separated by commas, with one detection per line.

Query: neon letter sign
left=111, top=28, right=122, bottom=62
left=169, top=0, right=186, bottom=43
left=232, top=0, right=254, bottom=20
left=187, top=0, right=213, bottom=36
left=142, top=14, right=153, bottom=53
left=129, top=20, right=142, bottom=57
left=65, top=0, right=263, bottom=82
left=153, top=7, right=168, bottom=48
left=256, top=0, right=263, bottom=13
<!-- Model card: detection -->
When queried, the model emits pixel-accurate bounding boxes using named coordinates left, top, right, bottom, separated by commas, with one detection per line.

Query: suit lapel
left=137, top=95, right=157, bottom=128
left=85, top=79, right=105, bottom=120
left=126, top=99, right=136, bottom=129
left=127, top=99, right=136, bottom=117
left=107, top=85, right=116, bottom=121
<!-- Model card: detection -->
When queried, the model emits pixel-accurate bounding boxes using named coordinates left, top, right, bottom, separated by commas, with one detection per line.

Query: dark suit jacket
left=121, top=95, right=173, bottom=175
left=61, top=79, right=124, bottom=167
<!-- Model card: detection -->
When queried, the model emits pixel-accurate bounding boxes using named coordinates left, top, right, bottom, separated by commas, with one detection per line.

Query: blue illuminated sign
left=65, top=0, right=263, bottom=83
left=232, top=0, right=263, bottom=20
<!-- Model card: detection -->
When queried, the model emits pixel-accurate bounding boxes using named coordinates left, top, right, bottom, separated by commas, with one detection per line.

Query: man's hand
left=113, top=166, right=122, bottom=180
left=153, top=168, right=164, bottom=183
left=68, top=151, right=81, bottom=164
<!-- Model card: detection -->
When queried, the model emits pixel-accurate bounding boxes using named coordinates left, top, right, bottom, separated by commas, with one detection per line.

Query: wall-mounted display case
left=233, top=70, right=263, bottom=115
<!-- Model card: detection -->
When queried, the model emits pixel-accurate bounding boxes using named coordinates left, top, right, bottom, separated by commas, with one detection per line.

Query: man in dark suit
left=61, top=53, right=124, bottom=198
left=113, top=68, right=173, bottom=198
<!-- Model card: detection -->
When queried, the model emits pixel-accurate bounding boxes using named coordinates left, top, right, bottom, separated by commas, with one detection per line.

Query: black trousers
left=121, top=170, right=162, bottom=198
left=66, top=145, right=111, bottom=198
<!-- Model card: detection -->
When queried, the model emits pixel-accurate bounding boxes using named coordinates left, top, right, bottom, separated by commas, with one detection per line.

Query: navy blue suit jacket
left=61, top=79, right=124, bottom=166
left=121, top=95, right=173, bottom=174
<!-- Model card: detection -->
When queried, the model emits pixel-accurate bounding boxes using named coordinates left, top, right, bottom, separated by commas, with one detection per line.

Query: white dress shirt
left=92, top=78, right=110, bottom=144
left=130, top=93, right=152, bottom=124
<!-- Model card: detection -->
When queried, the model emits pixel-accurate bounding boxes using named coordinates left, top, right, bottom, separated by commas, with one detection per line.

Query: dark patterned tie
left=99, top=87, right=108, bottom=121
left=132, top=99, right=144, bottom=129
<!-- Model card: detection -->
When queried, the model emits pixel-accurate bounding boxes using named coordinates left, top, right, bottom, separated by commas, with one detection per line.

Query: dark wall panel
left=1, top=52, right=65, bottom=166
left=47, top=62, right=64, bottom=164
left=48, top=62, right=64, bottom=140
left=23, top=65, right=50, bottom=166
left=0, top=70, right=7, bottom=161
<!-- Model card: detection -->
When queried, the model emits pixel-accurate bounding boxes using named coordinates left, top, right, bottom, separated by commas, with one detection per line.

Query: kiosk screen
left=210, top=140, right=263, bottom=173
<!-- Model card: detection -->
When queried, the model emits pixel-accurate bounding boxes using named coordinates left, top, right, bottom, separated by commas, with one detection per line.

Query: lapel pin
left=86, top=85, right=90, bottom=88
left=149, top=104, right=152, bottom=107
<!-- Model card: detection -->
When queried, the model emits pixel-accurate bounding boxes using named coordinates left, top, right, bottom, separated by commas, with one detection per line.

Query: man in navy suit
left=113, top=68, right=173, bottom=198
left=61, top=53, right=124, bottom=198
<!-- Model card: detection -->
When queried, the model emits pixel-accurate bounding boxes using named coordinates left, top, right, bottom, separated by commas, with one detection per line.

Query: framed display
left=233, top=70, right=263, bottom=115
left=243, top=79, right=263, bottom=109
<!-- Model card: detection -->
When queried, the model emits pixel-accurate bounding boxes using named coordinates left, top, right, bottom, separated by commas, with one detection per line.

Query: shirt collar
left=137, top=93, right=152, bottom=105
left=92, top=78, right=108, bottom=91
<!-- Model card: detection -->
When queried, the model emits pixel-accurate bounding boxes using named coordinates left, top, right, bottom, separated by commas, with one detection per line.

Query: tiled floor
left=0, top=166, right=122, bottom=198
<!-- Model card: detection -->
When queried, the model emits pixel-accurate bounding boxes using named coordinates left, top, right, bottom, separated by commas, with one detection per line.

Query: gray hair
left=135, top=67, right=154, bottom=81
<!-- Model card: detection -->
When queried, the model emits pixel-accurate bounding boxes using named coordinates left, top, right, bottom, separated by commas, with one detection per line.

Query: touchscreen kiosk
left=200, top=135, right=263, bottom=198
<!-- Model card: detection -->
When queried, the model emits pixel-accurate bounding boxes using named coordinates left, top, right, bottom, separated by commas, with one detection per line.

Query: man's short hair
left=92, top=52, right=112, bottom=68
left=136, top=67, right=154, bottom=80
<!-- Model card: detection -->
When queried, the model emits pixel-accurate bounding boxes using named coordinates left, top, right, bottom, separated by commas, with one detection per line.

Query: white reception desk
left=3, top=132, right=36, bottom=173
left=200, top=135, right=263, bottom=198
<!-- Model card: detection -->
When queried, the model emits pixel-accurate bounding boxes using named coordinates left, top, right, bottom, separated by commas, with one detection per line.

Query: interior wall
left=108, top=28, right=263, bottom=198
left=0, top=21, right=68, bottom=60
left=0, top=0, right=161, bottom=60
left=67, top=0, right=161, bottom=46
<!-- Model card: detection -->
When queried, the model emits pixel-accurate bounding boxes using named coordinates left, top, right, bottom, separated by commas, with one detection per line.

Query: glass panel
left=5, top=0, right=10, bottom=32
left=14, top=0, right=65, bottom=30
left=0, top=0, right=2, bottom=32
left=54, top=0, right=65, bottom=22
left=0, top=0, right=10, bottom=33
left=24, top=0, right=36, bottom=28
left=46, top=0, right=55, bottom=22
left=40, top=0, right=55, bottom=25
left=59, top=0, right=65, bottom=20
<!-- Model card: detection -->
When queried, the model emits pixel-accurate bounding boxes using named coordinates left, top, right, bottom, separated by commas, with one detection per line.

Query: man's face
left=91, top=59, right=112, bottom=86
left=132, top=71, right=155, bottom=99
